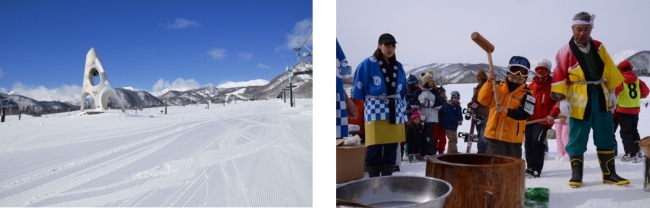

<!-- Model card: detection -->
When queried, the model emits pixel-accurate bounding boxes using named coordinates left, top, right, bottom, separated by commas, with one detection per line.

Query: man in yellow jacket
left=478, top=56, right=534, bottom=158
left=550, top=11, right=628, bottom=188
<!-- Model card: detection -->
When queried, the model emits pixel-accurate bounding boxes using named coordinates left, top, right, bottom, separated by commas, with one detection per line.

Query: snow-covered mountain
left=340, top=62, right=532, bottom=88
left=152, top=62, right=312, bottom=105
left=250, top=61, right=313, bottom=99
left=157, top=86, right=218, bottom=106
left=1, top=83, right=272, bottom=114
left=408, top=62, right=537, bottom=85
left=155, top=61, right=312, bottom=104
left=624, top=50, right=650, bottom=76
left=342, top=50, right=643, bottom=88
left=0, top=93, right=78, bottom=116
left=392, top=49, right=645, bottom=86
left=0, top=61, right=313, bottom=113
left=401, top=63, right=418, bottom=72
left=110, top=88, right=166, bottom=109
left=156, top=85, right=262, bottom=106
left=612, top=49, right=637, bottom=65
left=216, top=79, right=269, bottom=89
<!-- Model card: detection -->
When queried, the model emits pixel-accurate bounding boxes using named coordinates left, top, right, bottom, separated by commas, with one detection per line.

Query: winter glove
left=468, top=102, right=478, bottom=109
left=608, top=91, right=617, bottom=112
left=559, top=99, right=571, bottom=117
left=426, top=100, right=435, bottom=108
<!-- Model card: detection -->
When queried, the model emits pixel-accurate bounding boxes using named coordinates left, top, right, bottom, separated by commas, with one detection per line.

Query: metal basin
left=336, top=176, right=452, bottom=207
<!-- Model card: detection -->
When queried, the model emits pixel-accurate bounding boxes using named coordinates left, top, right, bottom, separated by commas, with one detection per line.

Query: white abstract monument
left=80, top=47, right=125, bottom=112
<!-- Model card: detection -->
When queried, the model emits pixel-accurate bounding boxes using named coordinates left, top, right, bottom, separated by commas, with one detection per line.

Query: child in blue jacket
left=442, top=91, right=464, bottom=153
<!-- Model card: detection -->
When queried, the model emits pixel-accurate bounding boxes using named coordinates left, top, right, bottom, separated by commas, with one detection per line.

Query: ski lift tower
left=1, top=99, right=10, bottom=122
left=286, top=66, right=297, bottom=107
left=285, top=30, right=313, bottom=107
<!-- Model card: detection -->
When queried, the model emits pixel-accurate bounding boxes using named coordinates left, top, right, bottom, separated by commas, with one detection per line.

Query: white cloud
left=166, top=18, right=199, bottom=29
left=0, top=88, right=7, bottom=94
left=238, top=53, right=253, bottom=60
left=217, top=79, right=269, bottom=88
left=6, top=82, right=82, bottom=103
left=207, top=48, right=227, bottom=60
left=258, top=64, right=270, bottom=69
left=152, top=78, right=201, bottom=94
left=276, top=18, right=312, bottom=52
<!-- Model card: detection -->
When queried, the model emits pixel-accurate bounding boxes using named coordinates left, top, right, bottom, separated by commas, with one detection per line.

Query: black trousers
left=406, top=126, right=421, bottom=155
left=618, top=113, right=641, bottom=156
left=488, top=139, right=522, bottom=158
left=406, top=136, right=420, bottom=155
left=366, top=143, right=399, bottom=166
left=525, top=124, right=549, bottom=172
left=422, top=122, right=436, bottom=156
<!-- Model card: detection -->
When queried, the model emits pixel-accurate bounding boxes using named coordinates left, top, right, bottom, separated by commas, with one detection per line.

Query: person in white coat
left=418, top=73, right=444, bottom=157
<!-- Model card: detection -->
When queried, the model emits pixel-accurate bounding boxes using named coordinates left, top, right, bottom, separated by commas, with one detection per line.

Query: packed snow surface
left=0, top=99, right=313, bottom=206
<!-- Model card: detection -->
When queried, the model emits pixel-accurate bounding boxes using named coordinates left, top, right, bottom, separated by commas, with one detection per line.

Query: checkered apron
left=336, top=91, right=349, bottom=138
left=364, top=94, right=408, bottom=124
left=336, top=39, right=351, bottom=138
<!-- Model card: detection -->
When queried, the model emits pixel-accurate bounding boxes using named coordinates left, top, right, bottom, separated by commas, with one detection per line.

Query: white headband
left=573, top=14, right=596, bottom=27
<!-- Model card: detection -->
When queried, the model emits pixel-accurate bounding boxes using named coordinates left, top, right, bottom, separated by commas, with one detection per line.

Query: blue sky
left=0, top=0, right=312, bottom=100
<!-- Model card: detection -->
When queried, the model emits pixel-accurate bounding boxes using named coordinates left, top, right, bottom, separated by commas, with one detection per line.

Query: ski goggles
left=508, top=65, right=529, bottom=77
left=507, top=56, right=530, bottom=77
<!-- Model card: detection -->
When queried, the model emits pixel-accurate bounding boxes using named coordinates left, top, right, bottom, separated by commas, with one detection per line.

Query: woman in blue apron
left=352, top=33, right=408, bottom=177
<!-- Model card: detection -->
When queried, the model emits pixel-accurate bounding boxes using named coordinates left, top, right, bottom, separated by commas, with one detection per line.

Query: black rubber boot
left=380, top=164, right=394, bottom=176
left=597, top=150, right=630, bottom=185
left=569, top=155, right=584, bottom=188
left=367, top=165, right=381, bottom=178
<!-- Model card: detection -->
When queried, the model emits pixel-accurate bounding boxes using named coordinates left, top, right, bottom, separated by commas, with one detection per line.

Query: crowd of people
left=336, top=11, right=649, bottom=188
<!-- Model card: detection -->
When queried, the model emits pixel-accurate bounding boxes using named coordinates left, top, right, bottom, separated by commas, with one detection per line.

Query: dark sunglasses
left=508, top=66, right=529, bottom=76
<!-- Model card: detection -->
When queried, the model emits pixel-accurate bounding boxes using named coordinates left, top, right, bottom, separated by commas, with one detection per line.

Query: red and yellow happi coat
left=550, top=40, right=624, bottom=120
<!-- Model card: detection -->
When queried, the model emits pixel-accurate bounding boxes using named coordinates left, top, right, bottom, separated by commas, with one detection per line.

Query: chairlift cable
left=293, top=30, right=313, bottom=64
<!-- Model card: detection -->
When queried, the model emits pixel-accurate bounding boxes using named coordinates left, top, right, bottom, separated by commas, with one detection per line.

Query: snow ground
left=0, top=99, right=312, bottom=207
left=345, top=77, right=650, bottom=207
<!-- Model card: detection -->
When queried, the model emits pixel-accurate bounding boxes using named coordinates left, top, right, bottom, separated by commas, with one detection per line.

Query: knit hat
left=476, top=70, right=488, bottom=81
left=407, top=74, right=419, bottom=85
left=535, top=59, right=552, bottom=72
left=422, top=73, right=434, bottom=85
left=451, top=91, right=460, bottom=99
left=411, top=111, right=421, bottom=120
left=438, top=86, right=446, bottom=93
left=618, top=60, right=633, bottom=71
